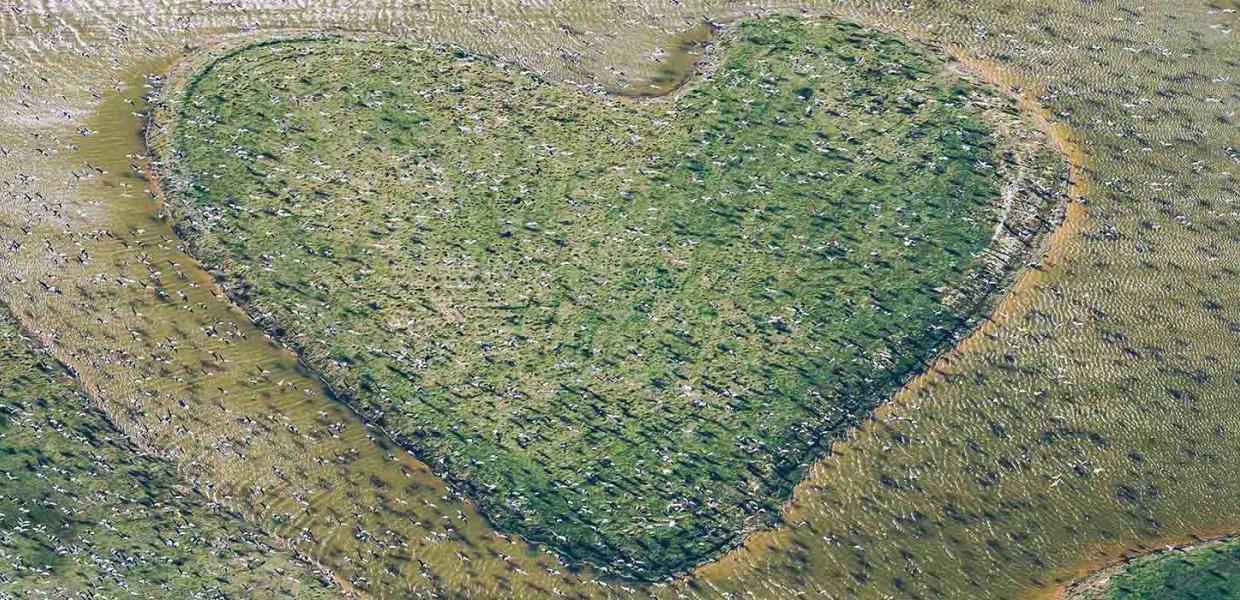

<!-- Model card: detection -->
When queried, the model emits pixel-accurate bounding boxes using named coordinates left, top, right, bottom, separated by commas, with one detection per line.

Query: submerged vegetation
left=154, top=16, right=1060, bottom=578
left=0, top=311, right=331, bottom=597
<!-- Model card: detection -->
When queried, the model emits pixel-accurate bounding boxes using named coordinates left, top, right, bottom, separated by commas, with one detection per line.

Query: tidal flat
left=152, top=17, right=1061, bottom=579
left=0, top=1, right=1236, bottom=598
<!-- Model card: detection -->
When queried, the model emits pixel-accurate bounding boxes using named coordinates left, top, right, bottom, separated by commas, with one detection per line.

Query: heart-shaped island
left=150, top=16, right=1064, bottom=580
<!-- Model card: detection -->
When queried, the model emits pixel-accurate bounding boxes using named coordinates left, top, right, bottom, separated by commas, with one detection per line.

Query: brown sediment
left=81, top=51, right=369, bottom=599
left=611, top=21, right=718, bottom=98
left=137, top=147, right=382, bottom=600
left=0, top=52, right=358, bottom=595
left=1042, top=531, right=1239, bottom=600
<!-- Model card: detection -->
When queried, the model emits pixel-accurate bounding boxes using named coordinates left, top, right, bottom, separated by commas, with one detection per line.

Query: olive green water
left=0, top=1, right=1237, bottom=599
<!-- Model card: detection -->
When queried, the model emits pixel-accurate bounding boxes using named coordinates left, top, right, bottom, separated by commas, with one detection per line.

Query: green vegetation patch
left=0, top=313, right=332, bottom=597
left=158, top=16, right=1054, bottom=579
left=1105, top=539, right=1240, bottom=600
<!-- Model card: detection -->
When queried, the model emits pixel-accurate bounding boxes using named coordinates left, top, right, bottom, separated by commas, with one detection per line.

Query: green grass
left=1105, top=540, right=1240, bottom=600
left=159, top=16, right=1054, bottom=579
left=0, top=312, right=333, bottom=597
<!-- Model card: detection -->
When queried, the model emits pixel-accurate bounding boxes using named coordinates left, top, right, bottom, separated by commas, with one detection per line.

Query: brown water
left=1, top=1, right=1236, bottom=599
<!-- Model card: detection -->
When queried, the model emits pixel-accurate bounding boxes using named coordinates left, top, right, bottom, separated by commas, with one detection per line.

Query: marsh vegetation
left=155, top=17, right=1060, bottom=578
left=1, top=0, right=1236, bottom=597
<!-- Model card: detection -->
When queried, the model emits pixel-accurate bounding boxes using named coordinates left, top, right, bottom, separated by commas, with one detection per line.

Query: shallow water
left=0, top=1, right=1236, bottom=599
left=0, top=307, right=335, bottom=597
left=5, top=35, right=593, bottom=600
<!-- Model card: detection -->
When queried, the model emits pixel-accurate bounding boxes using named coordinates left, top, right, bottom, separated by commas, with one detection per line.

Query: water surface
left=0, top=1, right=1236, bottom=598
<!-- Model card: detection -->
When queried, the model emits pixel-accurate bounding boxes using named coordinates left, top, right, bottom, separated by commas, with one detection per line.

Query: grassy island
left=153, top=16, right=1060, bottom=579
